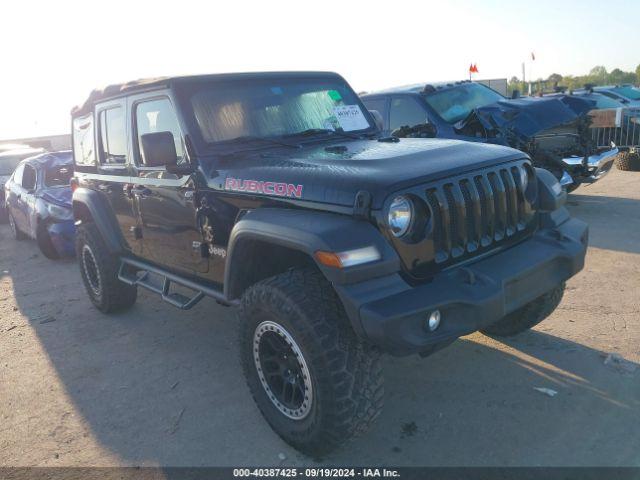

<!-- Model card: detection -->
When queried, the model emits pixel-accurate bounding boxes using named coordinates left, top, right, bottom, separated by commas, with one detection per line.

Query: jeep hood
left=458, top=95, right=596, bottom=139
left=208, top=138, right=525, bottom=209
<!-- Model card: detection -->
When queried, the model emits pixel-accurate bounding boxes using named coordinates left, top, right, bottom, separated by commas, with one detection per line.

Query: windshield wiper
left=291, top=128, right=370, bottom=140
left=226, top=135, right=301, bottom=149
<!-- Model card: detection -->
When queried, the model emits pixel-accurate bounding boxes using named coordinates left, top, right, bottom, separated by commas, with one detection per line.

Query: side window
left=22, top=165, right=37, bottom=190
left=135, top=98, right=185, bottom=166
left=12, top=164, right=24, bottom=185
left=389, top=97, right=428, bottom=132
left=363, top=98, right=387, bottom=115
left=98, top=107, right=127, bottom=164
left=362, top=98, right=388, bottom=129
left=72, top=114, right=96, bottom=166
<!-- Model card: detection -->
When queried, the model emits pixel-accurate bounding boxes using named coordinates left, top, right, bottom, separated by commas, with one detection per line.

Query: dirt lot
left=1, top=168, right=638, bottom=467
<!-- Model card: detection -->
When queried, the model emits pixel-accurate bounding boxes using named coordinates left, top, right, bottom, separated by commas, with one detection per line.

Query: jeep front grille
left=386, top=160, right=537, bottom=279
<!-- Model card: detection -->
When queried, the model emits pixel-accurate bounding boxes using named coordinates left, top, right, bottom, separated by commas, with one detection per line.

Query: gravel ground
left=0, top=168, right=638, bottom=467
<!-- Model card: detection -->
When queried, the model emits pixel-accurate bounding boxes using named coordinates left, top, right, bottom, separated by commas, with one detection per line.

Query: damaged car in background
left=361, top=80, right=619, bottom=191
left=4, top=151, right=76, bottom=259
left=0, top=145, right=45, bottom=222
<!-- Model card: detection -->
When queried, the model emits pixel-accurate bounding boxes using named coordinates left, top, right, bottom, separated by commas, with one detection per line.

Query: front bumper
left=47, top=220, right=76, bottom=257
left=335, top=215, right=588, bottom=356
left=561, top=147, right=618, bottom=184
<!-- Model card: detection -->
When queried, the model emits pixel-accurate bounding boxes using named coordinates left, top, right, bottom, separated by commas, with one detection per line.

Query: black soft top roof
left=71, top=71, right=342, bottom=117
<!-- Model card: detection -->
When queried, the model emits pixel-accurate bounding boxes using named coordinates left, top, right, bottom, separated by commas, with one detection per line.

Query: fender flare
left=223, top=208, right=400, bottom=300
left=72, top=187, right=126, bottom=253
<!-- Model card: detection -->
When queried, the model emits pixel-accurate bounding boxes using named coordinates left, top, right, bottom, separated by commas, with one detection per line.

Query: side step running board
left=118, top=257, right=238, bottom=310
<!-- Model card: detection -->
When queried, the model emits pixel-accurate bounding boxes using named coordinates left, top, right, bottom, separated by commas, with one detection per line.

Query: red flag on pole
left=473, top=64, right=479, bottom=73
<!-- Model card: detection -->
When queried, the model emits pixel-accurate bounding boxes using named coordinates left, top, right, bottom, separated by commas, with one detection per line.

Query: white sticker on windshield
left=333, top=105, right=369, bottom=131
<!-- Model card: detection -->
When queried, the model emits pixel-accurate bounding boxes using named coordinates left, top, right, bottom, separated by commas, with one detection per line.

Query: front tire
left=75, top=223, right=137, bottom=313
left=36, top=221, right=60, bottom=260
left=481, top=283, right=565, bottom=337
left=238, top=268, right=384, bottom=455
left=615, top=151, right=640, bottom=171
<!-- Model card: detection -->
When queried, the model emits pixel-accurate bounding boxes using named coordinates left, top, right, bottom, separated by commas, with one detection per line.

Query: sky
left=2, top=0, right=639, bottom=139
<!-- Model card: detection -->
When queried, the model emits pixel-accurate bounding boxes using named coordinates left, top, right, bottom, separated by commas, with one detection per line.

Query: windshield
left=44, top=165, right=74, bottom=187
left=423, top=83, right=504, bottom=123
left=611, top=86, right=640, bottom=101
left=0, top=155, right=24, bottom=176
left=592, top=94, right=624, bottom=109
left=181, top=77, right=374, bottom=144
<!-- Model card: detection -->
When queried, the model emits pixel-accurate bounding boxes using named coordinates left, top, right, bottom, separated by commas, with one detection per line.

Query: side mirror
left=511, top=90, right=521, bottom=99
left=140, top=132, right=178, bottom=168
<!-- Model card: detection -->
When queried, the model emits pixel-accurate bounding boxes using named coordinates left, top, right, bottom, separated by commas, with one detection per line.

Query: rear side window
left=99, top=107, right=127, bottom=164
left=389, top=97, right=428, bottom=131
left=22, top=165, right=36, bottom=190
left=45, top=165, right=74, bottom=187
left=72, top=115, right=96, bottom=166
left=135, top=98, right=185, bottom=166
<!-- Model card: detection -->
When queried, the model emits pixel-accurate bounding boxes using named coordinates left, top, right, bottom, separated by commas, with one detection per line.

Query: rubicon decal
left=225, top=177, right=303, bottom=199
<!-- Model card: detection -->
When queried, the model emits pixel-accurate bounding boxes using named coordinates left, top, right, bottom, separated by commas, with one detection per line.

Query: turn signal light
left=314, top=246, right=381, bottom=269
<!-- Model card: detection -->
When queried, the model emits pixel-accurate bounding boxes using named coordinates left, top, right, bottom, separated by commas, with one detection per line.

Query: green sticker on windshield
left=328, top=90, right=342, bottom=101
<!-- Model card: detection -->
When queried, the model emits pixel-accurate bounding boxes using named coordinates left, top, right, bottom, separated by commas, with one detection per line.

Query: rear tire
left=75, top=223, right=137, bottom=313
left=615, top=152, right=640, bottom=171
left=8, top=212, right=26, bottom=240
left=238, top=267, right=384, bottom=455
left=481, top=283, right=565, bottom=337
left=36, top=221, right=60, bottom=260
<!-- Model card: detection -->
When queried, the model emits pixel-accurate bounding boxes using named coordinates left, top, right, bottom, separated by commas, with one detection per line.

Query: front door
left=95, top=99, right=138, bottom=252
left=129, top=95, right=207, bottom=275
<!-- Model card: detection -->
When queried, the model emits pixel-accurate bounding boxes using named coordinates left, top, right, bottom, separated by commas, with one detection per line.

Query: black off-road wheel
left=615, top=151, right=640, bottom=171
left=36, top=221, right=60, bottom=260
left=75, top=223, right=137, bottom=313
left=8, top=212, right=27, bottom=240
left=239, top=267, right=384, bottom=455
left=481, top=283, right=566, bottom=337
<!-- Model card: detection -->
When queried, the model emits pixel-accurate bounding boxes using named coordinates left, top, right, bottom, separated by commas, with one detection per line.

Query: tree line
left=507, top=65, right=640, bottom=95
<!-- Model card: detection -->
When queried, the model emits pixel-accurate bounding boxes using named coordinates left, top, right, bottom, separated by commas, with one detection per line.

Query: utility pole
left=522, top=62, right=526, bottom=94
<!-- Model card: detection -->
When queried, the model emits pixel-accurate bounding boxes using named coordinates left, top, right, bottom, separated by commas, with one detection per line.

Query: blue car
left=592, top=85, right=640, bottom=107
left=362, top=80, right=619, bottom=190
left=4, top=151, right=76, bottom=259
left=0, top=146, right=45, bottom=222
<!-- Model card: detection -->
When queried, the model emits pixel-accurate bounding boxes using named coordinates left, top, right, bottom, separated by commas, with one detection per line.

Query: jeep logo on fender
left=224, top=177, right=303, bottom=199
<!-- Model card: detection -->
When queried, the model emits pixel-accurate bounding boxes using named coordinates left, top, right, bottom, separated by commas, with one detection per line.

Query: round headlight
left=388, top=196, right=413, bottom=237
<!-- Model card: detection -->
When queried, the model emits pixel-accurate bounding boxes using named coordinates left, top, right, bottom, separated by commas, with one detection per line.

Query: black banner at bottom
left=1, top=467, right=639, bottom=480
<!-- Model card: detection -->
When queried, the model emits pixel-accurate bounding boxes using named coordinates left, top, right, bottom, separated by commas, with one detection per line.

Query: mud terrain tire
left=481, top=283, right=566, bottom=337
left=239, top=267, right=384, bottom=455
left=75, top=223, right=137, bottom=313
left=616, top=152, right=640, bottom=171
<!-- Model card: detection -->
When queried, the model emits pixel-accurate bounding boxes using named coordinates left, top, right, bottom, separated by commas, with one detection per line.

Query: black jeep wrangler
left=70, top=72, right=588, bottom=454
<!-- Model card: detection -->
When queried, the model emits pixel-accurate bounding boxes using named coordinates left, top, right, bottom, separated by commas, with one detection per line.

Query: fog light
left=427, top=310, right=441, bottom=331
